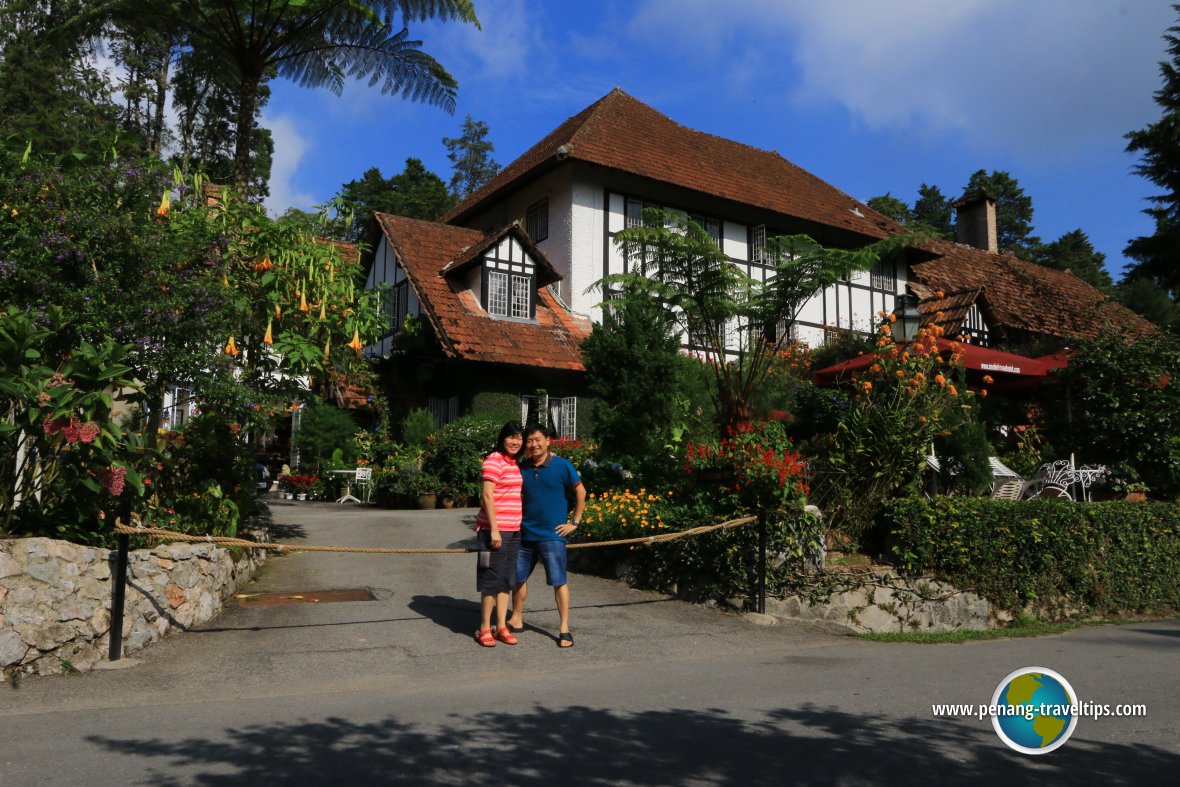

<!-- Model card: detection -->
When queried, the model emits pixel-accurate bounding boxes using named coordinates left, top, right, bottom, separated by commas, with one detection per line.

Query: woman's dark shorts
left=476, top=529, right=520, bottom=594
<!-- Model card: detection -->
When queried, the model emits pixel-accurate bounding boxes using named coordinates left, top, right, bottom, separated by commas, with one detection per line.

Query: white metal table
left=331, top=469, right=361, bottom=504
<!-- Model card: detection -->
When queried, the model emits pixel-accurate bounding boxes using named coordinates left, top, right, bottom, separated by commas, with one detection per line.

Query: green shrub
left=401, top=408, right=436, bottom=447
left=421, top=414, right=503, bottom=501
left=294, top=398, right=358, bottom=472
left=883, top=498, right=1180, bottom=615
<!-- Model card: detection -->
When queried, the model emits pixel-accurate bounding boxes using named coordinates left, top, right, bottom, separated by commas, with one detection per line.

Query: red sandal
left=475, top=629, right=496, bottom=647
left=495, top=627, right=519, bottom=646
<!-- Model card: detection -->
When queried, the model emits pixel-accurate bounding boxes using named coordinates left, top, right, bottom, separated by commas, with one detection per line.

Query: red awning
left=812, top=340, right=1054, bottom=387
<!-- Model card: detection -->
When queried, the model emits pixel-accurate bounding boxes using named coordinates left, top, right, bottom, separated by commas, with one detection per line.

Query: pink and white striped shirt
left=474, top=451, right=522, bottom=531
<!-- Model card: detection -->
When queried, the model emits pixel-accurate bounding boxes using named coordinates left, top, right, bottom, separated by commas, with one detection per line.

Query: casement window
left=871, top=258, right=896, bottom=291
left=751, top=224, right=768, bottom=265
left=511, top=275, right=530, bottom=318
left=163, top=385, right=195, bottom=430
left=519, top=395, right=577, bottom=439
left=526, top=198, right=549, bottom=242
left=380, top=281, right=409, bottom=333
left=689, top=213, right=721, bottom=247
left=487, top=271, right=510, bottom=316
left=427, top=396, right=458, bottom=427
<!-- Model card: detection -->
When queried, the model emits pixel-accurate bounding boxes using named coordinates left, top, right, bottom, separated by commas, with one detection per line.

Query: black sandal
left=558, top=632, right=574, bottom=648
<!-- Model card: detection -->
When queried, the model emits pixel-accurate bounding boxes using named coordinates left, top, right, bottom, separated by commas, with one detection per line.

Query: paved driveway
left=2, top=503, right=1177, bottom=785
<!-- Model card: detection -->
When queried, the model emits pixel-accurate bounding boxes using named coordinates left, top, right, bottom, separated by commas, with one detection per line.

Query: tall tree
left=442, top=114, right=501, bottom=199
left=338, top=158, right=453, bottom=237
left=963, top=169, right=1040, bottom=256
left=0, top=0, right=118, bottom=154
left=1124, top=4, right=1180, bottom=291
left=866, top=193, right=912, bottom=225
left=171, top=46, right=274, bottom=199
left=90, top=1, right=479, bottom=193
left=1117, top=276, right=1180, bottom=331
left=1034, top=229, right=1113, bottom=290
left=912, top=183, right=954, bottom=240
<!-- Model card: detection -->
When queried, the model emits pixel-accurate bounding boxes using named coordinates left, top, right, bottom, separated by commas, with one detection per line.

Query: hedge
left=882, top=498, right=1180, bottom=615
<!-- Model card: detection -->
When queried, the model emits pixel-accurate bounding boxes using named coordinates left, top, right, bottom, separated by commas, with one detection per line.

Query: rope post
left=108, top=497, right=132, bottom=662
left=757, top=509, right=767, bottom=615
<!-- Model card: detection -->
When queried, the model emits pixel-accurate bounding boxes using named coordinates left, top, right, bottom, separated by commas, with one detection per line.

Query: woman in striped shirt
left=474, top=421, right=525, bottom=647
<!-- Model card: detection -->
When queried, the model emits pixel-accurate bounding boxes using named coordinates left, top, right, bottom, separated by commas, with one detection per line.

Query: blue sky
left=261, top=0, right=1177, bottom=279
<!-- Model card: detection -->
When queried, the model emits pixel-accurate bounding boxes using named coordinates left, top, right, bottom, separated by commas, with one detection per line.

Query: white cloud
left=627, top=0, right=1176, bottom=159
left=262, top=113, right=316, bottom=216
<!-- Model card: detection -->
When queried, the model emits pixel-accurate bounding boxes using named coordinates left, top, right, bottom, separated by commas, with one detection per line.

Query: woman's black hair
left=496, top=421, right=524, bottom=458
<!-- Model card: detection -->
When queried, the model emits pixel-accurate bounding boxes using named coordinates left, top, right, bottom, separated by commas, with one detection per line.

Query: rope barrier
left=112, top=513, right=757, bottom=555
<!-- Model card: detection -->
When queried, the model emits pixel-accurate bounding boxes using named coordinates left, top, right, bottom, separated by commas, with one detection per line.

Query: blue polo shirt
left=519, top=453, right=581, bottom=541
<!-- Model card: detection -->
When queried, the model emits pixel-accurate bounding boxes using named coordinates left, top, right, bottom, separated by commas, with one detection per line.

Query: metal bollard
left=108, top=497, right=132, bottom=662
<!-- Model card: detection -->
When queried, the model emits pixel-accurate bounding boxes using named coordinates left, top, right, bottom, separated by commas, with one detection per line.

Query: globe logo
left=991, top=667, right=1078, bottom=754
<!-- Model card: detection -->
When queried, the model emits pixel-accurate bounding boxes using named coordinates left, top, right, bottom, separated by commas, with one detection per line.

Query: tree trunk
left=232, top=68, right=262, bottom=196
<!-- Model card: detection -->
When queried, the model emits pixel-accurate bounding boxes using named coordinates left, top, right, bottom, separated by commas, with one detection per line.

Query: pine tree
left=443, top=115, right=501, bottom=199
left=866, top=193, right=912, bottom=225
left=912, top=184, right=954, bottom=240
left=1125, top=4, right=1180, bottom=292
left=1034, top=229, right=1113, bottom=291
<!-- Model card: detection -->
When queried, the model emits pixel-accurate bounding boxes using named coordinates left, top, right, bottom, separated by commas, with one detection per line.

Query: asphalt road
left=2, top=503, right=1177, bottom=785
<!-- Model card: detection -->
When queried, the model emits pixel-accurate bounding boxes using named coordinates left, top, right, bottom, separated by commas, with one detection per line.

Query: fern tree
left=88, top=1, right=479, bottom=192
left=601, top=208, right=917, bottom=436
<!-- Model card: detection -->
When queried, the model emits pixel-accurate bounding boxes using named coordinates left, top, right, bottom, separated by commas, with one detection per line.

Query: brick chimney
left=954, top=188, right=998, bottom=253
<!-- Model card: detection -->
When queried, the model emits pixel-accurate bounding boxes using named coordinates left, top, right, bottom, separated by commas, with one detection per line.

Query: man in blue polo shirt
left=508, top=422, right=586, bottom=648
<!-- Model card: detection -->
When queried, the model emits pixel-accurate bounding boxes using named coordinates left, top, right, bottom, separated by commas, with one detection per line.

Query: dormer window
left=526, top=198, right=549, bottom=242
left=481, top=235, right=537, bottom=319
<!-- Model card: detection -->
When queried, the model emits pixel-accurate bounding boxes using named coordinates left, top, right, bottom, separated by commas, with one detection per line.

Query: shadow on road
left=84, top=703, right=1177, bottom=785
left=408, top=595, right=481, bottom=637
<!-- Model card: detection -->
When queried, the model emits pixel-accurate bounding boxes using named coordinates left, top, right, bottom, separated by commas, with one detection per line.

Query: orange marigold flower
left=896, top=370, right=905, bottom=377
left=935, top=374, right=946, bottom=386
left=861, top=381, right=873, bottom=391
left=870, top=363, right=882, bottom=373
left=936, top=290, right=945, bottom=299
left=888, top=313, right=897, bottom=323
left=980, top=389, right=988, bottom=397
left=918, top=416, right=927, bottom=423
left=947, top=385, right=958, bottom=397
left=983, top=374, right=994, bottom=384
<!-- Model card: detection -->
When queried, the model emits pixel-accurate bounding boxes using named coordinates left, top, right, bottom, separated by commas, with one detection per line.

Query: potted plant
left=286, top=473, right=318, bottom=500
left=394, top=466, right=440, bottom=509
left=1110, top=471, right=1150, bottom=502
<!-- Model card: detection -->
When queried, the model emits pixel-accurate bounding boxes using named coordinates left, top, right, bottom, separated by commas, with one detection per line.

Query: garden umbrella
left=811, top=339, right=1054, bottom=388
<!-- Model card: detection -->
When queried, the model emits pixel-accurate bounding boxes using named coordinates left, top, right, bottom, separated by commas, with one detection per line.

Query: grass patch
left=859, top=616, right=1088, bottom=644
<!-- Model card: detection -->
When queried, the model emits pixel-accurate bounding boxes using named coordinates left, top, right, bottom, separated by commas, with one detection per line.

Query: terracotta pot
left=440, top=497, right=455, bottom=509
left=416, top=493, right=437, bottom=510
left=1124, top=490, right=1147, bottom=502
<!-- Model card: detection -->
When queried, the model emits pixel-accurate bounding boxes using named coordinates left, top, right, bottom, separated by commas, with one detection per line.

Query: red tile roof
left=372, top=213, right=591, bottom=370
left=911, top=240, right=1156, bottom=341
left=441, top=88, right=898, bottom=240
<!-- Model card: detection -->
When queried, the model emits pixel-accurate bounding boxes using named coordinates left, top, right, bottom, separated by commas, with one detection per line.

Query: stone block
left=90, top=607, right=111, bottom=636
left=173, top=602, right=195, bottom=629
left=0, top=585, right=7, bottom=604
left=8, top=608, right=46, bottom=627
left=155, top=558, right=174, bottom=571
left=0, top=629, right=27, bottom=666
left=11, top=586, right=35, bottom=604
left=0, top=552, right=22, bottom=578
left=19, top=622, right=75, bottom=651
left=47, top=541, right=80, bottom=562
left=24, top=560, right=60, bottom=586
left=57, top=601, right=95, bottom=622
left=91, top=561, right=111, bottom=581
left=164, top=583, right=185, bottom=609
left=24, top=539, right=48, bottom=558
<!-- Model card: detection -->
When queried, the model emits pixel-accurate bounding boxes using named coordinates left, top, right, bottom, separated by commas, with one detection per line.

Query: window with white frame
left=526, top=198, right=549, bottom=242
left=556, top=397, right=577, bottom=440
left=871, top=258, right=896, bottom=291
left=511, top=275, right=531, bottom=318
left=751, top=224, right=768, bottom=265
left=487, top=271, right=510, bottom=316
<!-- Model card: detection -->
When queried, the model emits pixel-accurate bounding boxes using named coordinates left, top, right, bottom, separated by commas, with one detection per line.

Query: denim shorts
left=516, top=539, right=568, bottom=587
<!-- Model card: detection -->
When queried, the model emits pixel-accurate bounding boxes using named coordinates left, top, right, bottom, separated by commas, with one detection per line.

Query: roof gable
left=442, top=88, right=900, bottom=240
left=371, top=213, right=590, bottom=370
left=911, top=240, right=1156, bottom=341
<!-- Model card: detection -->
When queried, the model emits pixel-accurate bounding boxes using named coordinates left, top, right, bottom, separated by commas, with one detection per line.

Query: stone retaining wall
left=765, top=572, right=995, bottom=633
left=0, top=537, right=266, bottom=681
